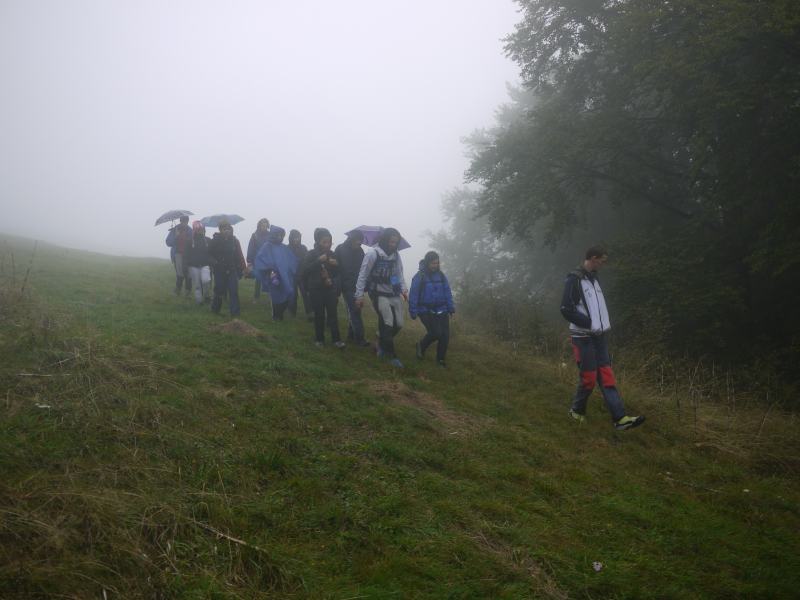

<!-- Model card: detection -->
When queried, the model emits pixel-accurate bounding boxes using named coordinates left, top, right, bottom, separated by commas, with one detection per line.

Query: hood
left=269, top=226, right=286, bottom=243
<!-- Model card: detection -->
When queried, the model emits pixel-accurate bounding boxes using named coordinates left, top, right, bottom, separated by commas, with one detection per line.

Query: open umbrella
left=200, top=214, right=245, bottom=228
left=345, top=225, right=411, bottom=250
left=154, top=209, right=193, bottom=226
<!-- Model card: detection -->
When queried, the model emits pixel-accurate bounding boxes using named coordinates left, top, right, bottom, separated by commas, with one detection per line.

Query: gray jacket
left=355, top=245, right=407, bottom=299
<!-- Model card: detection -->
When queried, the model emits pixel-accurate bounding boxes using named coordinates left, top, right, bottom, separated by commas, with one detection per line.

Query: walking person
left=354, top=227, right=408, bottom=368
left=186, top=221, right=213, bottom=304
left=208, top=220, right=247, bottom=317
left=334, top=230, right=370, bottom=346
left=246, top=218, right=271, bottom=303
left=301, top=228, right=344, bottom=348
left=560, top=246, right=645, bottom=430
left=287, top=229, right=312, bottom=320
left=254, top=226, right=298, bottom=321
left=409, top=251, right=455, bottom=367
left=166, top=215, right=193, bottom=296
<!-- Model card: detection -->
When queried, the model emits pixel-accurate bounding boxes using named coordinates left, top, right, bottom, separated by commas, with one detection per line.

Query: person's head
left=257, top=218, right=270, bottom=233
left=269, top=226, right=286, bottom=244
left=218, top=220, right=233, bottom=239
left=347, top=230, right=364, bottom=248
left=179, top=215, right=189, bottom=226
left=424, top=251, right=440, bottom=273
left=314, top=227, right=332, bottom=253
left=288, top=229, right=302, bottom=246
left=192, top=220, right=205, bottom=236
left=378, top=227, right=401, bottom=254
left=583, top=245, right=608, bottom=271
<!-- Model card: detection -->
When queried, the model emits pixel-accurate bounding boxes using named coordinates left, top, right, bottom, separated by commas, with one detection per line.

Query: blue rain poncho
left=254, top=226, right=298, bottom=304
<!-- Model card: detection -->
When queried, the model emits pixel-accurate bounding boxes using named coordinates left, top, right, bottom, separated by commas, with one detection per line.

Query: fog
left=0, top=0, right=519, bottom=269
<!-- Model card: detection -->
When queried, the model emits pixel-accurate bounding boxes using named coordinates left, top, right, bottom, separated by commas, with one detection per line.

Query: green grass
left=1, top=234, right=799, bottom=599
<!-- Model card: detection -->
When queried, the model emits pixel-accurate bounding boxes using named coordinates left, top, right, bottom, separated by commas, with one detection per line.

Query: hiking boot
left=437, top=360, right=446, bottom=368
left=569, top=409, right=586, bottom=423
left=415, top=341, right=424, bottom=360
left=389, top=358, right=404, bottom=368
left=355, top=339, right=371, bottom=347
left=614, top=415, right=645, bottom=430
left=334, top=341, right=346, bottom=349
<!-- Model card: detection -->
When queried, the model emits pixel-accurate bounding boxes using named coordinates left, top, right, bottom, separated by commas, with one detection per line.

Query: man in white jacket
left=354, top=228, right=408, bottom=368
left=560, top=246, right=645, bottom=430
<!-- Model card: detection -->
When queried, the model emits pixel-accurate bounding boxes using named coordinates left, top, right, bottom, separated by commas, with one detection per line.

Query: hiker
left=560, top=246, right=645, bottom=430
left=166, top=215, right=193, bottom=296
left=334, top=230, right=370, bottom=346
left=409, top=251, right=455, bottom=367
left=254, top=226, right=298, bottom=321
left=246, top=218, right=271, bottom=303
left=354, top=227, right=408, bottom=367
left=186, top=221, right=213, bottom=304
left=301, top=228, right=344, bottom=348
left=287, top=229, right=312, bottom=320
left=208, top=220, right=246, bottom=317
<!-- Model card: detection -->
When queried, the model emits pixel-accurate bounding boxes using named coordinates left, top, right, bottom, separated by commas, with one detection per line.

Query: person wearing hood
left=409, top=251, right=455, bottom=367
left=208, top=220, right=246, bottom=316
left=354, top=227, right=408, bottom=367
left=334, top=230, right=370, bottom=346
left=247, top=218, right=271, bottom=303
left=185, top=221, right=213, bottom=304
left=301, top=228, right=344, bottom=348
left=254, top=226, right=298, bottom=321
left=287, top=229, right=312, bottom=320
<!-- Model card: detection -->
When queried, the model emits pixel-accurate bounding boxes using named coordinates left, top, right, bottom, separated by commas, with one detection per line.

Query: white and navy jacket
left=560, top=268, right=611, bottom=337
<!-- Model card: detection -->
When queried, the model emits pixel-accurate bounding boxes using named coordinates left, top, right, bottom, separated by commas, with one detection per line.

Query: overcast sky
left=0, top=0, right=519, bottom=268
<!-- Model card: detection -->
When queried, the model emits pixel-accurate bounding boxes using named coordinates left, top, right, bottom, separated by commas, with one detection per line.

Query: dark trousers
left=342, top=286, right=365, bottom=341
left=289, top=280, right=311, bottom=318
left=272, top=300, right=288, bottom=321
left=253, top=278, right=261, bottom=299
left=570, top=334, right=626, bottom=421
left=211, top=271, right=240, bottom=317
left=419, top=312, right=450, bottom=362
left=309, top=288, right=341, bottom=343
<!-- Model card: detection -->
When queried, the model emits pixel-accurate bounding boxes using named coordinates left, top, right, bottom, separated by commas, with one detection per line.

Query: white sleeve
left=355, top=249, right=376, bottom=299
left=396, top=254, right=408, bottom=293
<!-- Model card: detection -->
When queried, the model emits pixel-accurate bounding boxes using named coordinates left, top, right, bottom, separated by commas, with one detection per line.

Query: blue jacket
left=409, top=262, right=455, bottom=318
left=254, top=227, right=298, bottom=304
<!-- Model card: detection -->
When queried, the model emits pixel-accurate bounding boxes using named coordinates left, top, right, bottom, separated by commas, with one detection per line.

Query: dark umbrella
left=154, top=209, right=193, bottom=226
left=200, top=214, right=245, bottom=228
left=345, top=225, right=411, bottom=250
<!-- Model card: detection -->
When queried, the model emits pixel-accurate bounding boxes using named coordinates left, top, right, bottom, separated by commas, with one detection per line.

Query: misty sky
left=0, top=0, right=519, bottom=268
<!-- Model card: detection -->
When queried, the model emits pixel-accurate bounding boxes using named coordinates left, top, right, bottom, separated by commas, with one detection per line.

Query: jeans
left=174, top=254, right=191, bottom=292
left=212, top=271, right=240, bottom=317
left=371, top=294, right=403, bottom=357
left=570, top=334, right=626, bottom=421
left=419, top=312, right=450, bottom=362
left=342, top=286, right=365, bottom=341
left=309, top=288, right=341, bottom=343
left=188, top=266, right=211, bottom=303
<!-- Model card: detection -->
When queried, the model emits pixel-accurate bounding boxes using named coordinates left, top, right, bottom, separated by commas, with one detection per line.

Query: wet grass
left=1, top=234, right=799, bottom=599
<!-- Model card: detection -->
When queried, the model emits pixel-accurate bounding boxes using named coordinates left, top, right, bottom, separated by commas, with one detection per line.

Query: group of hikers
left=167, top=217, right=644, bottom=430
left=166, top=216, right=455, bottom=368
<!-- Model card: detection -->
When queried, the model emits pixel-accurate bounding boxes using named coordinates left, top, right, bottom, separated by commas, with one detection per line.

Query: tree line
left=431, top=0, right=800, bottom=391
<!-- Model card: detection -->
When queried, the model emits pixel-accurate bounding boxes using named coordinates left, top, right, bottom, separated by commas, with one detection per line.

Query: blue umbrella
left=345, top=225, right=411, bottom=250
left=154, top=209, right=193, bottom=226
left=200, top=214, right=245, bottom=228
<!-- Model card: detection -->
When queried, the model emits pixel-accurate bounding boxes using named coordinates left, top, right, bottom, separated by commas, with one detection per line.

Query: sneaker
left=356, top=339, right=371, bottom=347
left=389, top=358, right=404, bottom=368
left=437, top=360, right=446, bottom=368
left=334, top=341, right=346, bottom=349
left=614, top=415, right=645, bottom=430
left=569, top=409, right=586, bottom=423
left=415, top=341, right=424, bottom=360
left=314, top=341, right=324, bottom=348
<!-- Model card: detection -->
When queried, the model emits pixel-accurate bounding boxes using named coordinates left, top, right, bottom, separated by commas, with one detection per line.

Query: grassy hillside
left=1, top=234, right=798, bottom=599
